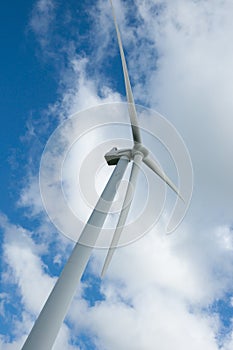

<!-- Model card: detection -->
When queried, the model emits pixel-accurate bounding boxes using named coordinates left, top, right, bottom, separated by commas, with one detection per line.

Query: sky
left=1, top=0, right=233, bottom=349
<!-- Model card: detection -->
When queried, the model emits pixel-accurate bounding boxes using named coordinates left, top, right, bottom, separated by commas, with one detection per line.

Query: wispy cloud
left=29, top=0, right=55, bottom=49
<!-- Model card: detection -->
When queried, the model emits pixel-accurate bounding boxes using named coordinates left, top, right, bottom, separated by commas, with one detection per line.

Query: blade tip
left=179, top=194, right=185, bottom=203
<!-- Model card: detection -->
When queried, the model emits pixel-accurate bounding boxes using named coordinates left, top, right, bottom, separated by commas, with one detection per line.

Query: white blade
left=110, top=0, right=141, bottom=144
left=101, top=153, right=143, bottom=277
left=143, top=154, right=184, bottom=201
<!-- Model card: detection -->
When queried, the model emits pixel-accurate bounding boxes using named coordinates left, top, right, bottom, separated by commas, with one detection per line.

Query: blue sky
left=1, top=0, right=233, bottom=349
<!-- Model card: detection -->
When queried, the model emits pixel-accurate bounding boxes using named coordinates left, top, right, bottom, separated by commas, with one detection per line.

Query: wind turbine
left=21, top=1, right=182, bottom=349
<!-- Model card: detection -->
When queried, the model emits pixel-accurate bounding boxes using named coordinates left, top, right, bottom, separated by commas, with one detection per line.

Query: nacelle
left=105, top=147, right=132, bottom=165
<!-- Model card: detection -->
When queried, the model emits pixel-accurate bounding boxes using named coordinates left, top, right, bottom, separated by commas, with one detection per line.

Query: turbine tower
left=22, top=1, right=182, bottom=349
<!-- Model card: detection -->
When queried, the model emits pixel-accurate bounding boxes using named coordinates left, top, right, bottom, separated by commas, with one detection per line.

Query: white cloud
left=0, top=213, right=82, bottom=349
left=79, top=295, right=218, bottom=350
left=29, top=0, right=55, bottom=49
left=0, top=336, right=26, bottom=350
left=132, top=0, right=233, bottom=223
left=53, top=323, right=81, bottom=350
left=18, top=175, right=44, bottom=217
left=4, top=0, right=233, bottom=349
left=0, top=214, right=55, bottom=315
left=64, top=222, right=233, bottom=349
left=54, top=1, right=233, bottom=347
left=54, top=56, right=122, bottom=120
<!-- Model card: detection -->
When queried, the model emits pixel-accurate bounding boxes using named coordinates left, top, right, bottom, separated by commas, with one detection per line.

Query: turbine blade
left=143, top=155, right=184, bottom=201
left=110, top=0, right=141, bottom=144
left=101, top=153, right=143, bottom=277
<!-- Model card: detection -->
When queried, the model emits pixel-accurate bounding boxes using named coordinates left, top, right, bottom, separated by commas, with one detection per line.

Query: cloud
left=0, top=213, right=83, bottom=349
left=29, top=0, right=55, bottom=49
left=132, top=0, right=233, bottom=223
left=73, top=293, right=219, bottom=350
left=0, top=214, right=55, bottom=315
left=53, top=56, right=122, bottom=120
left=18, top=175, right=44, bottom=217
left=4, top=0, right=233, bottom=349
left=64, top=222, right=233, bottom=349
left=55, top=1, right=233, bottom=348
